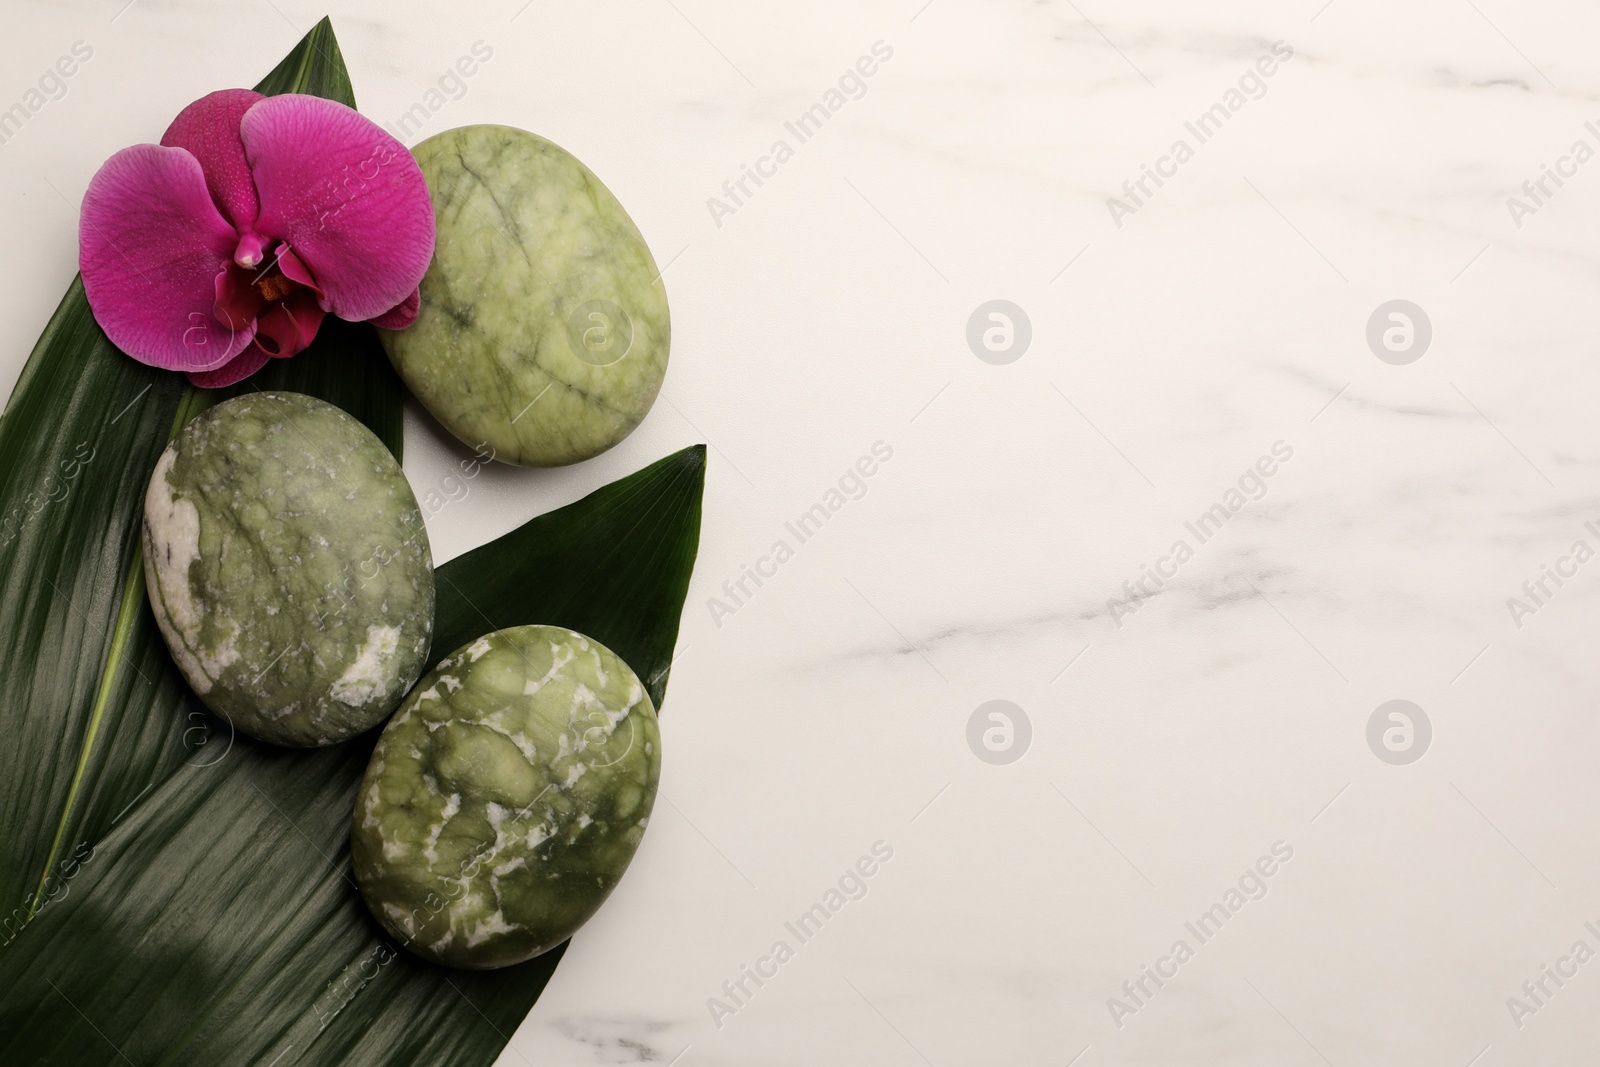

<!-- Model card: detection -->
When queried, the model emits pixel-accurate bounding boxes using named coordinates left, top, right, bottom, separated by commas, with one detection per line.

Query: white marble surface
left=5, top=0, right=1600, bottom=1063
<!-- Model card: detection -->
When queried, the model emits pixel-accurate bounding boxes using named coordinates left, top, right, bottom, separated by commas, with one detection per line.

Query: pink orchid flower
left=79, top=89, right=434, bottom=387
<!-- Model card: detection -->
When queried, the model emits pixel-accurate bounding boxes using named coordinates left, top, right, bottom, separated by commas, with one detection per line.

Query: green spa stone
left=380, top=124, right=670, bottom=467
left=351, top=625, right=661, bottom=969
left=141, top=392, right=434, bottom=747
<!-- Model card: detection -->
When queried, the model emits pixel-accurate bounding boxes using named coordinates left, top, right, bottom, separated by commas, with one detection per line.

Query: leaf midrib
left=25, top=385, right=207, bottom=917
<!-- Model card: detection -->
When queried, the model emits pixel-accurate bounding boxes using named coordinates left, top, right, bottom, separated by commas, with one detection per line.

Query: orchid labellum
left=79, top=89, right=434, bottom=387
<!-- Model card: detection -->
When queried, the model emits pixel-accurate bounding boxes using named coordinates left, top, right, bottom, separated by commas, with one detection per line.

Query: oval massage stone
left=351, top=625, right=661, bottom=969
left=380, top=124, right=670, bottom=467
left=142, top=391, right=434, bottom=747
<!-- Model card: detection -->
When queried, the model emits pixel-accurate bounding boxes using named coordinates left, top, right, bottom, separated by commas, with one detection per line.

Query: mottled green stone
left=380, top=124, right=670, bottom=467
left=351, top=625, right=660, bottom=969
left=142, top=392, right=434, bottom=747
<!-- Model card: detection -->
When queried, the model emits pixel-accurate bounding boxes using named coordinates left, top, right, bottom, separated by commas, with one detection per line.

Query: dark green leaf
left=0, top=18, right=392, bottom=941
left=252, top=16, right=357, bottom=107
left=217, top=315, right=406, bottom=462
left=433, top=445, right=706, bottom=707
left=0, top=444, right=705, bottom=1065
left=2, top=18, right=716, bottom=1067
left=0, top=279, right=196, bottom=931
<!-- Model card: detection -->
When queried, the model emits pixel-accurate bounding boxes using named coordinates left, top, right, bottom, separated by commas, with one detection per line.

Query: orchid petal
left=273, top=243, right=323, bottom=298
left=80, top=144, right=253, bottom=371
left=368, top=287, right=420, bottom=330
left=161, top=88, right=265, bottom=235
left=186, top=345, right=273, bottom=388
left=253, top=289, right=325, bottom=359
left=241, top=95, right=435, bottom=322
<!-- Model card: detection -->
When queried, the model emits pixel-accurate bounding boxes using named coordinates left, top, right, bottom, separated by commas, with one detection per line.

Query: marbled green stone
left=350, top=625, right=661, bottom=969
left=380, top=124, right=670, bottom=467
left=142, top=392, right=434, bottom=747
